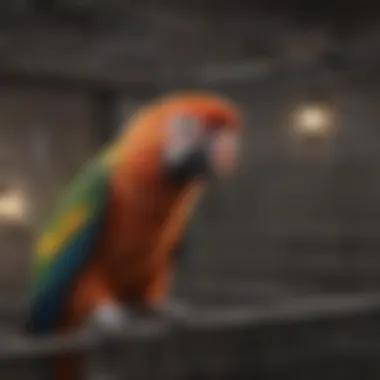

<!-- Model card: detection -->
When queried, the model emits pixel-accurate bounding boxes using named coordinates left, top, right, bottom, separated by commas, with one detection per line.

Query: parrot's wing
left=26, top=154, right=110, bottom=334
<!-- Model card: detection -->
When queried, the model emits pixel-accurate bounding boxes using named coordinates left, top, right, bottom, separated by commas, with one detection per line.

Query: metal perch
left=0, top=292, right=378, bottom=361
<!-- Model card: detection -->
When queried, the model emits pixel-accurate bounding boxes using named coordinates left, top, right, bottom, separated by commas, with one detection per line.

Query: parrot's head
left=159, top=93, right=242, bottom=184
left=116, top=92, right=242, bottom=186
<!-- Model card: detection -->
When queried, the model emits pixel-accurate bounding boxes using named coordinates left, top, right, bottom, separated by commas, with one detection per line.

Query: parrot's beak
left=208, top=130, right=240, bottom=179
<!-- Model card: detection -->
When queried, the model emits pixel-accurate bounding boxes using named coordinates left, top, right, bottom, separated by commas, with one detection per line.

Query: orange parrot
left=26, top=92, right=242, bottom=379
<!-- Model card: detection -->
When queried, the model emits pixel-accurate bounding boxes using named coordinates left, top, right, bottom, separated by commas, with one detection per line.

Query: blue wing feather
left=26, top=213, right=106, bottom=334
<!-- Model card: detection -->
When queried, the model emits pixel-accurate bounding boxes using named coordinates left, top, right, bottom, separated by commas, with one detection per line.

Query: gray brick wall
left=175, top=76, right=380, bottom=302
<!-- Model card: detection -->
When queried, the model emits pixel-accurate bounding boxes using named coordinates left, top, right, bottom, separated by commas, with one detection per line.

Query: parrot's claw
left=149, top=298, right=192, bottom=325
left=86, top=303, right=131, bottom=343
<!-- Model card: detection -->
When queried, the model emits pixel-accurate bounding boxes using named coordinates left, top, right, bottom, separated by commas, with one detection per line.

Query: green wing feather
left=27, top=148, right=112, bottom=334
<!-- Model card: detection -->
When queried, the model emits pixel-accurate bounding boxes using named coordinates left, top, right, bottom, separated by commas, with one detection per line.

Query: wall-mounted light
left=291, top=103, right=335, bottom=137
left=0, top=188, right=29, bottom=225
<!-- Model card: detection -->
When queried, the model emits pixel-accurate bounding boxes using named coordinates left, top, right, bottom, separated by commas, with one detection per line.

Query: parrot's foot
left=145, top=298, right=193, bottom=325
left=86, top=303, right=131, bottom=344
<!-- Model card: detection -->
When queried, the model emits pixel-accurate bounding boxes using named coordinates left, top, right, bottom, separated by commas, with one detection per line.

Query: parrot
left=26, top=91, right=242, bottom=379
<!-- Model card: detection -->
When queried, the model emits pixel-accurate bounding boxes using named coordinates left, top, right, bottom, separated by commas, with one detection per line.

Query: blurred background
left=1, top=0, right=380, bottom=378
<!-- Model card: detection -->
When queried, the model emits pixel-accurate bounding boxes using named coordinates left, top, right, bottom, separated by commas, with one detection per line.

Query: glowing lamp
left=291, top=104, right=334, bottom=137
left=0, top=189, right=28, bottom=224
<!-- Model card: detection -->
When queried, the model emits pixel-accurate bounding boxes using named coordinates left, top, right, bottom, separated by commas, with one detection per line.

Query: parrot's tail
left=32, top=358, right=82, bottom=380
left=28, top=353, right=82, bottom=380
left=32, top=363, right=54, bottom=380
